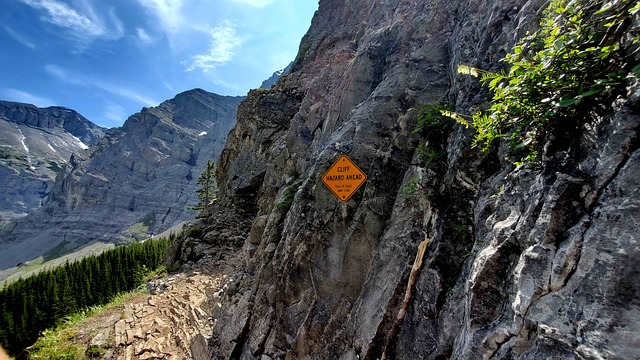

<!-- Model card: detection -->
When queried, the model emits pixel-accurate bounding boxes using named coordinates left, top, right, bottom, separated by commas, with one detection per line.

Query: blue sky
left=0, top=0, right=318, bottom=128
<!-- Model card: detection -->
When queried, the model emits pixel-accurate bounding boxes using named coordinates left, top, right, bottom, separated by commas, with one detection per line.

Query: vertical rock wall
left=210, top=0, right=639, bottom=359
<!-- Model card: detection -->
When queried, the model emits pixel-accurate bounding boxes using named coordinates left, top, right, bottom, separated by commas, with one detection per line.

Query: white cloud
left=3, top=89, right=55, bottom=107
left=135, top=27, right=155, bottom=46
left=186, top=22, right=242, bottom=72
left=162, top=80, right=174, bottom=92
left=3, top=26, right=36, bottom=49
left=210, top=77, right=241, bottom=90
left=97, top=83, right=158, bottom=108
left=108, top=8, right=125, bottom=38
left=103, top=102, right=127, bottom=123
left=231, top=0, right=277, bottom=7
left=18, top=0, right=124, bottom=43
left=44, top=64, right=67, bottom=80
left=20, top=0, right=103, bottom=36
left=136, top=0, right=184, bottom=34
left=44, top=64, right=158, bottom=107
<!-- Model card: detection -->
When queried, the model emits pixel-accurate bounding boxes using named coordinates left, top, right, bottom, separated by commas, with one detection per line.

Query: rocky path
left=70, top=251, right=238, bottom=360
left=109, top=272, right=223, bottom=359
left=42, top=206, right=252, bottom=360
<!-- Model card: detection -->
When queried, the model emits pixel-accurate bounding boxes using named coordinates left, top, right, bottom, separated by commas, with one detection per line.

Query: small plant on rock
left=275, top=183, right=299, bottom=212
left=458, top=0, right=640, bottom=162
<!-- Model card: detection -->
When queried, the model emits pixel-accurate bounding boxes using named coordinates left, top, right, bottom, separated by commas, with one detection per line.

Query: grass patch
left=123, top=222, right=150, bottom=240
left=28, top=290, right=145, bottom=360
left=0, top=147, right=27, bottom=161
left=143, top=265, right=167, bottom=281
left=43, top=240, right=70, bottom=262
left=17, top=257, right=45, bottom=272
left=141, top=212, right=156, bottom=229
left=275, top=184, right=299, bottom=212
left=453, top=224, right=469, bottom=239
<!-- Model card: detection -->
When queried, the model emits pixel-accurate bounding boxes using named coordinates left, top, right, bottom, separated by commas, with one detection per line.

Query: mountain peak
left=0, top=100, right=107, bottom=229
left=0, top=100, right=105, bottom=145
left=259, top=62, right=293, bottom=89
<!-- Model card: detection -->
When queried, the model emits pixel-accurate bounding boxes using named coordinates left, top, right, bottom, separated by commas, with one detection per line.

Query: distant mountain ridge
left=0, top=89, right=243, bottom=269
left=260, top=62, right=292, bottom=89
left=0, top=101, right=104, bottom=145
left=0, top=101, right=105, bottom=227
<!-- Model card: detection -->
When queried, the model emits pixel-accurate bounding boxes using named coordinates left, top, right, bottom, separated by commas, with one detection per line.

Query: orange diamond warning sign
left=322, top=154, right=367, bottom=202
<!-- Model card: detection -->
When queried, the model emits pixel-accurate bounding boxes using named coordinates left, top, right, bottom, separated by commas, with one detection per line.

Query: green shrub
left=412, top=104, right=453, bottom=135
left=453, top=224, right=469, bottom=239
left=402, top=176, right=421, bottom=195
left=462, top=0, right=640, bottom=162
left=85, top=345, right=107, bottom=358
left=186, top=226, right=204, bottom=239
left=416, top=143, right=446, bottom=168
left=275, top=184, right=299, bottom=212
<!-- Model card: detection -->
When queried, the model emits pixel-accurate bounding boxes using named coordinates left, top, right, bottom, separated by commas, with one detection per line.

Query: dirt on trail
left=66, top=249, right=239, bottom=360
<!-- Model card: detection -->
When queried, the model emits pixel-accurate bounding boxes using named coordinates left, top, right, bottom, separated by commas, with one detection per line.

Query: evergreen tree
left=189, top=160, right=218, bottom=214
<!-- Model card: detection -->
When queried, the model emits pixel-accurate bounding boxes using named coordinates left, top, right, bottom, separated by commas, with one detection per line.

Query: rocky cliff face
left=0, top=101, right=105, bottom=228
left=0, top=90, right=242, bottom=269
left=201, top=0, right=640, bottom=359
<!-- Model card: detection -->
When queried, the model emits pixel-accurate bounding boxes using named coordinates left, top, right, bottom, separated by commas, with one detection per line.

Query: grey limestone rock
left=0, top=101, right=105, bottom=228
left=206, top=0, right=640, bottom=359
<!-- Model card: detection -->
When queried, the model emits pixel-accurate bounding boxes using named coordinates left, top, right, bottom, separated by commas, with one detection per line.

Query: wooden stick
left=381, top=237, right=430, bottom=360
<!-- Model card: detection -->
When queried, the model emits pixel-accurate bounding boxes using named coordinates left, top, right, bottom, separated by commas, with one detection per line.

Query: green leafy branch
left=456, top=0, right=639, bottom=163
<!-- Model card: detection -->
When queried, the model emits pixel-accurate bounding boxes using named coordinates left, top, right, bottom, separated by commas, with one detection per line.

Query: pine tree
left=189, top=160, right=218, bottom=214
left=0, top=236, right=172, bottom=357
